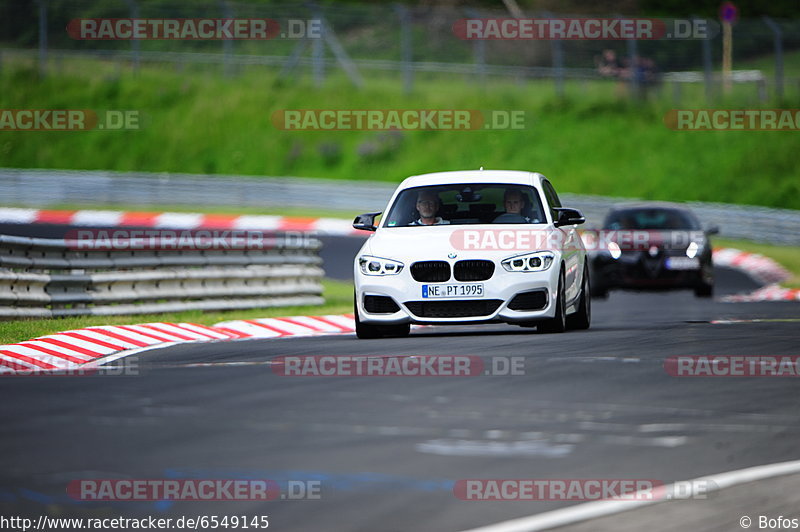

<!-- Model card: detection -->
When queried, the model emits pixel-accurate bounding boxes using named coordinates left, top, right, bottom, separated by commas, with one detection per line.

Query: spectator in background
left=596, top=49, right=623, bottom=79
left=596, top=49, right=628, bottom=98
left=639, top=56, right=660, bottom=89
left=631, top=56, right=660, bottom=98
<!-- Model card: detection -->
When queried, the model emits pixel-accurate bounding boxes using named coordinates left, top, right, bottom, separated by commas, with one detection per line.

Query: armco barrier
left=1, top=168, right=799, bottom=245
left=0, top=234, right=324, bottom=318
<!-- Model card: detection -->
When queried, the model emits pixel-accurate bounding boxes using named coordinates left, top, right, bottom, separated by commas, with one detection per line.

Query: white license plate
left=422, top=283, right=484, bottom=298
left=665, top=257, right=700, bottom=270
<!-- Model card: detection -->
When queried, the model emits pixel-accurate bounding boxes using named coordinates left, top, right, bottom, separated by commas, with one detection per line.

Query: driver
left=502, top=188, right=534, bottom=222
left=410, top=190, right=450, bottom=225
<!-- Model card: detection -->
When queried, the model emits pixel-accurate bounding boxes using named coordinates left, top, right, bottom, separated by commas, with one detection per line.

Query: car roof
left=397, top=170, right=544, bottom=189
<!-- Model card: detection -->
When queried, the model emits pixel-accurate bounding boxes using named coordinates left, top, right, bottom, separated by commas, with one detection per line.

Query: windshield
left=604, top=208, right=700, bottom=230
left=383, top=184, right=546, bottom=227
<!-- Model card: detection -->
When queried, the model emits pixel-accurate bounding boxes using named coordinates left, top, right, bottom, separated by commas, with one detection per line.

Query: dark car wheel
left=354, top=293, right=411, bottom=339
left=539, top=268, right=567, bottom=334
left=694, top=281, right=714, bottom=298
left=355, top=293, right=382, bottom=339
left=567, top=265, right=591, bottom=330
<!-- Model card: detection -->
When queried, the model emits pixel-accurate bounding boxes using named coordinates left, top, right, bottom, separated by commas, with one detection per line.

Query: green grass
left=716, top=238, right=800, bottom=289
left=737, top=49, right=800, bottom=79
left=1, top=52, right=799, bottom=209
left=0, top=278, right=354, bottom=345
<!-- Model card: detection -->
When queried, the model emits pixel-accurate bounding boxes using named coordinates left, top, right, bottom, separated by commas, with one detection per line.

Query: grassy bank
left=1, top=52, right=799, bottom=209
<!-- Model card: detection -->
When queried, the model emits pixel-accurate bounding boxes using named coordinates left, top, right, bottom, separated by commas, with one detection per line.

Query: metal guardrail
left=559, top=194, right=800, bottom=246
left=0, top=168, right=391, bottom=212
left=2, top=168, right=799, bottom=245
left=0, top=233, right=324, bottom=318
left=9, top=48, right=780, bottom=85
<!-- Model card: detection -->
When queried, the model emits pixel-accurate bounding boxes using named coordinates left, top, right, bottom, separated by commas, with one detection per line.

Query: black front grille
left=410, top=261, right=451, bottom=282
left=404, top=299, right=503, bottom=318
left=508, top=289, right=548, bottom=311
left=454, top=260, right=495, bottom=281
left=364, top=295, right=401, bottom=314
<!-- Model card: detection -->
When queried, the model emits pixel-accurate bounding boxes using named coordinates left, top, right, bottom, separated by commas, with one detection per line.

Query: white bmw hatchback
left=352, top=170, right=591, bottom=339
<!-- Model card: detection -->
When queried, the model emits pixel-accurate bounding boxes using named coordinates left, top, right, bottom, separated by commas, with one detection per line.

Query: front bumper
left=592, top=252, right=708, bottom=290
left=355, top=265, right=559, bottom=325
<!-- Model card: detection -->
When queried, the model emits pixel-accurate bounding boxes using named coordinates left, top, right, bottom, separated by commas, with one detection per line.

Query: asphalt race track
left=1, top=224, right=799, bottom=531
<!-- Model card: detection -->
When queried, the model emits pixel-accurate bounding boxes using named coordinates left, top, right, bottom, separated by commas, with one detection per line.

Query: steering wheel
left=492, top=213, right=528, bottom=224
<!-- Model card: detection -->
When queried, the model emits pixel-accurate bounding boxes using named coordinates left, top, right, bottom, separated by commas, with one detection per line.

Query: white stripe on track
left=458, top=459, right=800, bottom=532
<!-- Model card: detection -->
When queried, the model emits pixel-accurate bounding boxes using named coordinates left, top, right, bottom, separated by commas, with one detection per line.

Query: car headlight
left=501, top=251, right=555, bottom=272
left=358, top=256, right=404, bottom=276
left=686, top=241, right=703, bottom=259
left=607, top=241, right=622, bottom=260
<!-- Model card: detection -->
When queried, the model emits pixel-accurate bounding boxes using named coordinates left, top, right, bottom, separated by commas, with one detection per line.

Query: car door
left=542, top=180, right=582, bottom=304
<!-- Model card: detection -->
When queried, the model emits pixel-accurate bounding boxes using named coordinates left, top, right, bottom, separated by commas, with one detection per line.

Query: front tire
left=538, top=268, right=567, bottom=334
left=567, top=265, right=591, bottom=330
left=694, top=281, right=713, bottom=298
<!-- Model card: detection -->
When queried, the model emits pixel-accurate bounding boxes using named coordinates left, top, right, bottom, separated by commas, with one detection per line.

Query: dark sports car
left=588, top=203, right=717, bottom=298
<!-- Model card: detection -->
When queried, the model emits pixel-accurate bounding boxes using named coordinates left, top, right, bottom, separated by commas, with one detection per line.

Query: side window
left=542, top=180, right=561, bottom=221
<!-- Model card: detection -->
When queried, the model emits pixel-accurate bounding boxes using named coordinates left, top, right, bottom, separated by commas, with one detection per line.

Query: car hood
left=359, top=225, right=566, bottom=262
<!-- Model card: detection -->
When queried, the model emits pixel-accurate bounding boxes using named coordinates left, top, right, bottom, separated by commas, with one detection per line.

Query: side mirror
left=353, top=212, right=382, bottom=232
left=706, top=225, right=720, bottom=235
left=554, top=207, right=585, bottom=227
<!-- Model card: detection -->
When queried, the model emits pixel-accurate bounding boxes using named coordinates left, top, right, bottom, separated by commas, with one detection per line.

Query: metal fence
left=1, top=168, right=799, bottom=246
left=0, top=232, right=324, bottom=318
left=3, top=1, right=798, bottom=102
